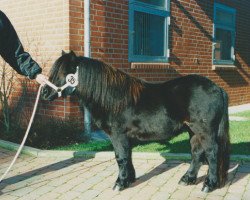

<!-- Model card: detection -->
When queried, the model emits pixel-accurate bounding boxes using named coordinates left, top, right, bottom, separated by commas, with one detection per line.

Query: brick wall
left=0, top=0, right=83, bottom=122
left=0, top=0, right=249, bottom=125
left=69, top=0, right=84, bottom=54
left=89, top=0, right=250, bottom=105
left=0, top=0, right=70, bottom=67
left=90, top=0, right=129, bottom=68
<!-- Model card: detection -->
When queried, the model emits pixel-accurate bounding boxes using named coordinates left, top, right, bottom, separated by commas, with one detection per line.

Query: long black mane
left=77, top=57, right=144, bottom=113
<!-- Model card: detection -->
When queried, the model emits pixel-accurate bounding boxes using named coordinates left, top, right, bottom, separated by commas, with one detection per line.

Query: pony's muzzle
left=41, top=85, right=58, bottom=101
left=41, top=86, right=49, bottom=99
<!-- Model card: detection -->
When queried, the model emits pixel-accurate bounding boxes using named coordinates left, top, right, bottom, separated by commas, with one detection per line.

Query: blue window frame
left=213, top=3, right=236, bottom=65
left=129, top=0, right=170, bottom=62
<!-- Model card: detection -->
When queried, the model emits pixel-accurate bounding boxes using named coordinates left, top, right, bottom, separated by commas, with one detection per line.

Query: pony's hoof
left=178, top=174, right=196, bottom=186
left=201, top=185, right=210, bottom=193
left=113, top=185, right=121, bottom=192
left=201, top=184, right=218, bottom=193
left=178, top=180, right=188, bottom=186
left=202, top=178, right=218, bottom=192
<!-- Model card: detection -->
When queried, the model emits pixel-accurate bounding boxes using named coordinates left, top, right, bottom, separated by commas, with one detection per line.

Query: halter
left=44, top=66, right=79, bottom=97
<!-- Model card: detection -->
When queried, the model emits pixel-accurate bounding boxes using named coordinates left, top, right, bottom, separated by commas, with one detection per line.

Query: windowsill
left=212, top=65, right=237, bottom=70
left=131, top=62, right=170, bottom=69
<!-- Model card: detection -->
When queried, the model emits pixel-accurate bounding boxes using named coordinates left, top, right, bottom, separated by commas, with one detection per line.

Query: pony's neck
left=77, top=57, right=144, bottom=114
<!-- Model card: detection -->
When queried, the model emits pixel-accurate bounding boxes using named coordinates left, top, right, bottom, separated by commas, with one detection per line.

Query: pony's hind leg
left=201, top=134, right=219, bottom=192
left=184, top=122, right=219, bottom=192
left=109, top=132, right=135, bottom=191
left=179, top=133, right=204, bottom=186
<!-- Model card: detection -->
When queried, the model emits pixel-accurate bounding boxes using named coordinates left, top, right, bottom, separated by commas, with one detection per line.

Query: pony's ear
left=69, top=50, right=76, bottom=58
left=62, top=50, right=66, bottom=55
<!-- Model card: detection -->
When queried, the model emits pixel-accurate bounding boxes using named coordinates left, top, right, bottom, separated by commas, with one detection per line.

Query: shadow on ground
left=132, top=161, right=181, bottom=187
left=0, top=156, right=108, bottom=194
left=131, top=160, right=244, bottom=192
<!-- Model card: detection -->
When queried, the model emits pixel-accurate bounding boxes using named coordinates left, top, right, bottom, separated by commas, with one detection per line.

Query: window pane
left=136, top=0, right=166, bottom=8
left=214, top=28, right=232, bottom=60
left=216, top=9, right=234, bottom=26
left=133, top=11, right=165, bottom=56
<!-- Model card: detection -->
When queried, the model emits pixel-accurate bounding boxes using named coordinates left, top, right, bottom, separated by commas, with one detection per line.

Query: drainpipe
left=84, top=0, right=91, bottom=137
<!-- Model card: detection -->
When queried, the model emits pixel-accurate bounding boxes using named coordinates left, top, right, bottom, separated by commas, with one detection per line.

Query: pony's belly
left=125, top=123, right=169, bottom=141
left=128, top=131, right=169, bottom=141
left=124, top=113, right=183, bottom=141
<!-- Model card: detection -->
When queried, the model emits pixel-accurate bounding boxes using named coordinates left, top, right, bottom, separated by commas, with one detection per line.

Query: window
left=129, top=0, right=170, bottom=62
left=213, top=3, right=236, bottom=65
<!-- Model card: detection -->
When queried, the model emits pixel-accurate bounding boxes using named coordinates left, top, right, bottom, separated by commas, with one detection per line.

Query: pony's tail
left=217, top=89, right=230, bottom=187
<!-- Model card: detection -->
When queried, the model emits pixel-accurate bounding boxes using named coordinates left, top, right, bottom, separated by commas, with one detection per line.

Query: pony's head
left=42, top=50, right=78, bottom=101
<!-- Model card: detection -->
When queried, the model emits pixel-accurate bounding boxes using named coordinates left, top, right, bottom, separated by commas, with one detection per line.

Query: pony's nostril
left=43, top=88, right=48, bottom=94
left=41, top=87, right=49, bottom=98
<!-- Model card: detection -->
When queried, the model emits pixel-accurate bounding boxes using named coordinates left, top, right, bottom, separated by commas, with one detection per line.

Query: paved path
left=0, top=148, right=249, bottom=200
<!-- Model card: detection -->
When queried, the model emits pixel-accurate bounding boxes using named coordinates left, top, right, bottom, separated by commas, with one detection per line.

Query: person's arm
left=0, top=10, right=41, bottom=79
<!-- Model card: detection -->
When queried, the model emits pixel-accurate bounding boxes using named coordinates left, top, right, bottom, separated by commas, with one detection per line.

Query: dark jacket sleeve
left=0, top=10, right=42, bottom=79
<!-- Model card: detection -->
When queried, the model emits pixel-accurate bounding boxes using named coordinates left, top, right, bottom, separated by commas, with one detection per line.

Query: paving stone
left=147, top=174, right=169, bottom=187
left=80, top=189, right=100, bottom=199
left=57, top=190, right=82, bottom=200
left=47, top=178, right=67, bottom=187
left=0, top=194, right=19, bottom=200
left=16, top=192, right=40, bottom=200
left=206, top=194, right=224, bottom=200
left=242, top=189, right=250, bottom=200
left=52, top=179, right=80, bottom=193
left=94, top=188, right=117, bottom=200
left=245, top=182, right=250, bottom=191
left=209, top=186, right=229, bottom=197
left=28, top=180, right=50, bottom=189
left=170, top=188, right=190, bottom=200
left=0, top=147, right=249, bottom=200
left=72, top=175, right=103, bottom=192
left=130, top=185, right=159, bottom=200
left=36, top=191, right=61, bottom=200
left=110, top=194, right=131, bottom=200
left=92, top=180, right=112, bottom=191
left=117, top=186, right=142, bottom=199
left=151, top=191, right=170, bottom=200
left=31, top=185, right=55, bottom=196
left=9, top=187, right=35, bottom=197
left=227, top=184, right=246, bottom=194
left=184, top=198, right=205, bottom=200
left=189, top=188, right=208, bottom=199
left=224, top=193, right=242, bottom=200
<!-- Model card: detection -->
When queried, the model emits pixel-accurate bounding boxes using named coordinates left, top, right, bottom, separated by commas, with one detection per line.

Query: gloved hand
left=35, top=74, right=48, bottom=86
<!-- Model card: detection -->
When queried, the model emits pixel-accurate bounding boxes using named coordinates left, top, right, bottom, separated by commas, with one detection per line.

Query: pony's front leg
left=110, top=132, right=135, bottom=191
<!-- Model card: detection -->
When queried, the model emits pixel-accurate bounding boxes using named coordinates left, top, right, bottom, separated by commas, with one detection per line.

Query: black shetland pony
left=42, top=51, right=230, bottom=193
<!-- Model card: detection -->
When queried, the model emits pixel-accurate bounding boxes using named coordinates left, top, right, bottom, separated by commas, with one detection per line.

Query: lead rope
left=0, top=68, right=79, bottom=183
left=0, top=85, right=42, bottom=183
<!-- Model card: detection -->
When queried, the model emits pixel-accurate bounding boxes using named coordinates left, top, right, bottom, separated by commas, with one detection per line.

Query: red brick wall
left=89, top=0, right=250, bottom=105
left=90, top=0, right=129, bottom=68
left=0, top=0, right=249, bottom=125
left=69, top=0, right=84, bottom=54
left=0, top=0, right=83, bottom=123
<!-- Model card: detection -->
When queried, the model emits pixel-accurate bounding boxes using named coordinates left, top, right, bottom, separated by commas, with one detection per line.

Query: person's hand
left=35, top=74, right=48, bottom=86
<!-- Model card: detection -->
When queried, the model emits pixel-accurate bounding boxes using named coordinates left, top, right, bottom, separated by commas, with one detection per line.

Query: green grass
left=231, top=110, right=250, bottom=118
left=55, top=141, right=113, bottom=151
left=53, top=121, right=250, bottom=155
left=229, top=121, right=250, bottom=155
